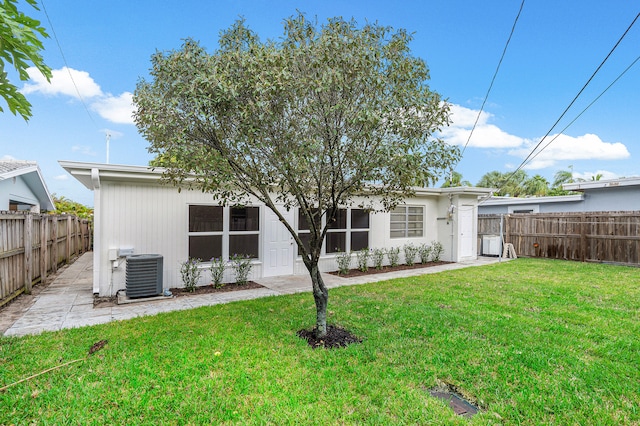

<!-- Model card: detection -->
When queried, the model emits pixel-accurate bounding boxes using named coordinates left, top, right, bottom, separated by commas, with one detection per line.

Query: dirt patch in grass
left=297, top=325, right=362, bottom=349
left=329, top=261, right=451, bottom=278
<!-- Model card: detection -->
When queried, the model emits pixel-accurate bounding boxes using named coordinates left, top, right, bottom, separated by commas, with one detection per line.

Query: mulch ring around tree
left=329, top=261, right=451, bottom=278
left=297, top=325, right=362, bottom=349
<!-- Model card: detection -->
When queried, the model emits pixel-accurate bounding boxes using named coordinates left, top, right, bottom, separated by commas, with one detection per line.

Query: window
left=229, top=207, right=259, bottom=258
left=350, top=209, right=369, bottom=251
left=189, top=206, right=223, bottom=259
left=326, top=209, right=348, bottom=253
left=189, top=205, right=259, bottom=260
left=390, top=206, right=423, bottom=238
left=297, top=208, right=320, bottom=255
left=298, top=208, right=369, bottom=255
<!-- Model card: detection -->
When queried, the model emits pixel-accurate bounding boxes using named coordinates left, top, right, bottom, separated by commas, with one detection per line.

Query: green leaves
left=134, top=13, right=458, bottom=253
left=0, top=0, right=51, bottom=120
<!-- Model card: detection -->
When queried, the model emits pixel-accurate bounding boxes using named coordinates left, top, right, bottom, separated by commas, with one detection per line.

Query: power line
left=458, top=0, right=525, bottom=162
left=525, top=53, right=640, bottom=168
left=499, top=12, right=640, bottom=192
left=40, top=0, right=99, bottom=128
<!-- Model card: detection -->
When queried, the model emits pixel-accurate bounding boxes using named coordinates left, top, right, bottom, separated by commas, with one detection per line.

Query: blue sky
left=2, top=0, right=638, bottom=206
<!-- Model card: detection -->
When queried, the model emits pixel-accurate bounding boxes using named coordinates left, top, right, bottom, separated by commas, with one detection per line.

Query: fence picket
left=0, top=212, right=91, bottom=307
left=479, top=211, right=640, bottom=266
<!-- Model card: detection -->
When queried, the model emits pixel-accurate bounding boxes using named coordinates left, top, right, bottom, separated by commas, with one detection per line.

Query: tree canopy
left=134, top=14, right=459, bottom=337
left=0, top=0, right=51, bottom=120
left=52, top=194, right=93, bottom=220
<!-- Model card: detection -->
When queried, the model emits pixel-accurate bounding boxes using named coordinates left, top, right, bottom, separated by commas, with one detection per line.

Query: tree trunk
left=309, top=263, right=328, bottom=338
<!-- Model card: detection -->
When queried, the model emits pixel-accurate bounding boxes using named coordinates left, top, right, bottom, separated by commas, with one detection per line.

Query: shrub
left=387, top=247, right=400, bottom=267
left=335, top=250, right=352, bottom=275
left=403, top=243, right=418, bottom=266
left=209, top=257, right=226, bottom=288
left=356, top=248, right=370, bottom=272
left=180, top=258, right=202, bottom=292
left=231, top=254, right=252, bottom=285
left=419, top=243, right=432, bottom=264
left=372, top=248, right=385, bottom=270
left=431, top=241, right=444, bottom=262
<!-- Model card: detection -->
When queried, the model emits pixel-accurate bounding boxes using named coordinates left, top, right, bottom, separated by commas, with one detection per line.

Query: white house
left=0, top=160, right=55, bottom=213
left=60, top=161, right=491, bottom=296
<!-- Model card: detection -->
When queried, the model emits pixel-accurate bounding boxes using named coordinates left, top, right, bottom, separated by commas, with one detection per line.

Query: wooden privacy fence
left=479, top=212, right=640, bottom=266
left=0, top=212, right=92, bottom=307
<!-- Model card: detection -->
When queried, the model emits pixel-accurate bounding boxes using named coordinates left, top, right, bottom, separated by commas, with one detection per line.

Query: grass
left=1, top=258, right=639, bottom=425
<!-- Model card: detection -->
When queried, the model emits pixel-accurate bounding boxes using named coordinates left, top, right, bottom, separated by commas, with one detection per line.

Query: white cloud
left=54, top=174, right=69, bottom=181
left=22, top=67, right=135, bottom=125
left=23, top=66, right=102, bottom=99
left=510, top=133, right=630, bottom=170
left=573, top=170, right=620, bottom=181
left=1, top=155, right=17, bottom=161
left=441, top=104, right=524, bottom=148
left=72, top=145, right=97, bottom=156
left=91, top=92, right=135, bottom=125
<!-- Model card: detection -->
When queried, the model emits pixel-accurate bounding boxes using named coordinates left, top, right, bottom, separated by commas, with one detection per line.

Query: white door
left=459, top=206, right=475, bottom=259
left=263, top=207, right=295, bottom=277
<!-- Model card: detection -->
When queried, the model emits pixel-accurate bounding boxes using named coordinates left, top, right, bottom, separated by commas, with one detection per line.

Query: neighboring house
left=478, top=177, right=640, bottom=214
left=60, top=160, right=492, bottom=296
left=0, top=160, right=55, bottom=213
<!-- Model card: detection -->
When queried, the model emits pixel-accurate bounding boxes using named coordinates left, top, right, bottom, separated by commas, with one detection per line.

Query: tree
left=52, top=194, right=93, bottom=220
left=552, top=166, right=574, bottom=189
left=476, top=170, right=528, bottom=197
left=523, top=174, right=550, bottom=196
left=0, top=0, right=51, bottom=120
left=549, top=166, right=574, bottom=196
left=441, top=171, right=471, bottom=188
left=134, top=15, right=459, bottom=338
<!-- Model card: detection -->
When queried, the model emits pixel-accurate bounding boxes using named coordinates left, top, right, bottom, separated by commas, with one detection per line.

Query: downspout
left=91, top=168, right=101, bottom=294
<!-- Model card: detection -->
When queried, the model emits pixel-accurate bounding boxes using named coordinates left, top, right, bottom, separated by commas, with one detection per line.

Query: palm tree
left=553, top=166, right=574, bottom=188
left=523, top=174, right=550, bottom=196
left=477, top=170, right=528, bottom=197
left=441, top=171, right=472, bottom=188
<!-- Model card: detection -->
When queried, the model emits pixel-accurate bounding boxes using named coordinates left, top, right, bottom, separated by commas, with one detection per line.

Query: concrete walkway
left=2, top=252, right=506, bottom=337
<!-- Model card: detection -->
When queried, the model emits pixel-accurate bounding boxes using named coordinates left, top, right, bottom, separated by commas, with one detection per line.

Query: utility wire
left=497, top=12, right=640, bottom=193
left=526, top=53, right=640, bottom=168
left=40, top=0, right=99, bottom=128
left=478, top=51, right=640, bottom=206
left=458, top=0, right=525, bottom=162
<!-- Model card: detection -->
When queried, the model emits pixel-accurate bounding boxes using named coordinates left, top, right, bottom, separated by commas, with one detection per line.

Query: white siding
left=95, top=180, right=480, bottom=295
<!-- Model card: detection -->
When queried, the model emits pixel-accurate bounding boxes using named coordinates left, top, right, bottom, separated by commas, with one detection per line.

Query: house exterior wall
left=93, top=179, right=482, bottom=296
left=0, top=175, right=41, bottom=212
left=479, top=185, right=640, bottom=215
left=582, top=187, right=640, bottom=211
left=479, top=200, right=584, bottom=214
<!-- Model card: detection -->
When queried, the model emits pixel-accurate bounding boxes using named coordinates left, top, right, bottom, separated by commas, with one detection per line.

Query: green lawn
left=1, top=258, right=639, bottom=425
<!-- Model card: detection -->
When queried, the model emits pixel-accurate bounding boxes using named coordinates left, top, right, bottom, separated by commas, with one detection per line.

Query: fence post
left=66, top=215, right=72, bottom=263
left=52, top=217, right=58, bottom=272
left=40, top=215, right=47, bottom=285
left=24, top=214, right=33, bottom=294
left=580, top=214, right=587, bottom=262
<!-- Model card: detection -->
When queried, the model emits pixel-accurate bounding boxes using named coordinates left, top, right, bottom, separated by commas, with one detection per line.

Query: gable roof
left=0, top=160, right=55, bottom=211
